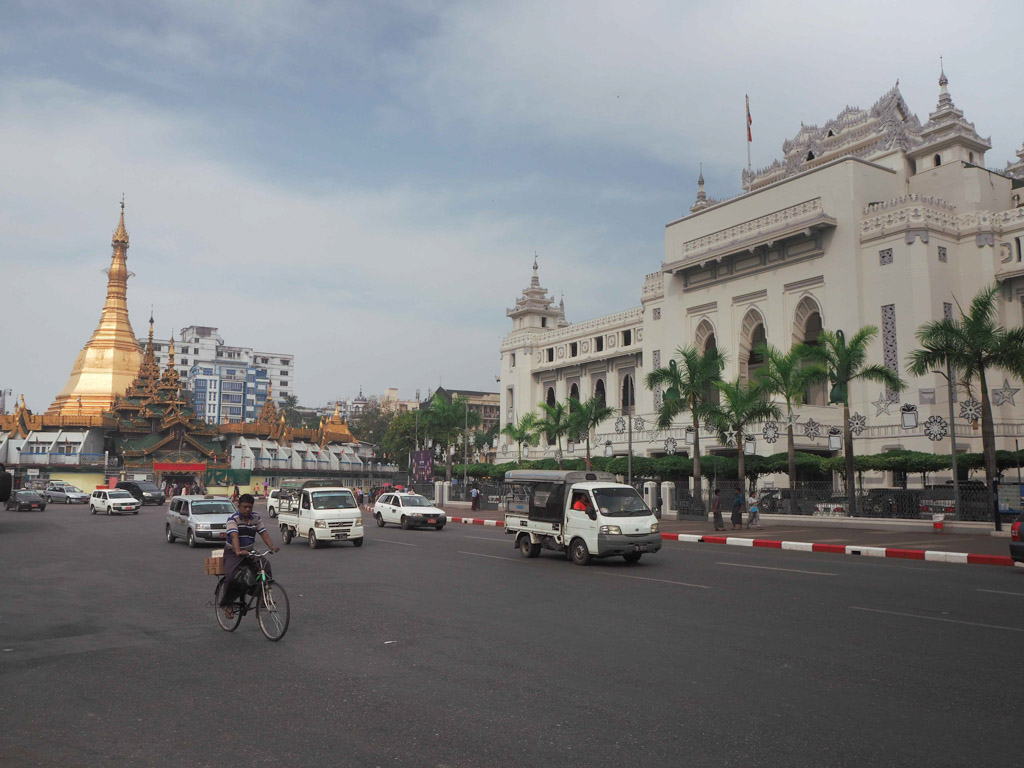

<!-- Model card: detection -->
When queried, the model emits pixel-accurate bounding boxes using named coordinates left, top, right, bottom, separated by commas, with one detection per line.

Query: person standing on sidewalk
left=710, top=488, right=725, bottom=531
left=470, top=484, right=480, bottom=512
left=730, top=489, right=744, bottom=530
left=747, top=491, right=762, bottom=529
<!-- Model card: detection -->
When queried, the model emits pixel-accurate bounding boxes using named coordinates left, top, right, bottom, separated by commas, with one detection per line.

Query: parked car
left=117, top=480, right=166, bottom=505
left=90, top=489, right=141, bottom=515
left=166, top=495, right=236, bottom=548
left=43, top=482, right=90, bottom=504
left=374, top=492, right=446, bottom=530
left=1010, top=512, right=1024, bottom=565
left=267, top=489, right=282, bottom=518
left=5, top=490, right=47, bottom=512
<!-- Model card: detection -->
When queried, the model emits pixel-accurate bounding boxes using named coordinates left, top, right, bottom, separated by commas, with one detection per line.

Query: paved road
left=1, top=504, right=1020, bottom=767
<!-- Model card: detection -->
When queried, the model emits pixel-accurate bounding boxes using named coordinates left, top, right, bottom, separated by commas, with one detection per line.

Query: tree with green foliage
left=752, top=342, right=828, bottom=485
left=704, top=378, right=782, bottom=515
left=381, top=411, right=419, bottom=471
left=568, top=395, right=615, bottom=470
left=501, top=413, right=539, bottom=464
left=644, top=345, right=727, bottom=501
left=280, top=394, right=302, bottom=428
left=533, top=400, right=572, bottom=469
left=810, top=326, right=905, bottom=516
left=350, top=399, right=394, bottom=448
left=908, top=284, right=1024, bottom=492
left=423, top=393, right=481, bottom=483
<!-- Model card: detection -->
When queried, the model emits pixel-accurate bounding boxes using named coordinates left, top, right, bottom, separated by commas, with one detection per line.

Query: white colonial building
left=498, top=73, right=1024, bottom=486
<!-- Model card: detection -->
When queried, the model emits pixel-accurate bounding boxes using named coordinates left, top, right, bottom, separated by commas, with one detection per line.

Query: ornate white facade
left=497, top=73, right=1024, bottom=480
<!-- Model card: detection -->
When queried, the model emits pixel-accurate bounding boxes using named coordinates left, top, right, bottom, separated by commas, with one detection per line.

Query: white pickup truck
left=504, top=469, right=662, bottom=565
left=277, top=484, right=364, bottom=549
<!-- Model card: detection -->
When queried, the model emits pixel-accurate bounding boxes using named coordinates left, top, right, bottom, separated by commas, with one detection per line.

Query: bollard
left=932, top=513, right=945, bottom=533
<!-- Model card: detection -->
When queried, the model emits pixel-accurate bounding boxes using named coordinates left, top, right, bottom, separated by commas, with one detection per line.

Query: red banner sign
left=153, top=462, right=207, bottom=472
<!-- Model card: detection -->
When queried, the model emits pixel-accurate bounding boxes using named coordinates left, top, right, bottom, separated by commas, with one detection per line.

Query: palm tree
left=908, top=284, right=1024, bottom=492
left=501, top=413, right=539, bottom=464
left=644, top=345, right=727, bottom=501
left=534, top=400, right=572, bottom=469
left=568, top=395, right=615, bottom=470
left=810, top=327, right=905, bottom=515
left=280, top=394, right=302, bottom=427
left=752, top=343, right=828, bottom=486
left=423, top=393, right=481, bottom=482
left=705, top=378, right=782, bottom=517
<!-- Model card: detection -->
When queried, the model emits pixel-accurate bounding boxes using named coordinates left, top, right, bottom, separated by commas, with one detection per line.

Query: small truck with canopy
left=277, top=480, right=364, bottom=549
left=503, top=469, right=662, bottom=564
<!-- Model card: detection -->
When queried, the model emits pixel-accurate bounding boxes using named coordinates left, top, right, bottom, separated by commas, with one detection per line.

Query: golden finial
left=333, top=402, right=340, bottom=418
left=167, top=332, right=175, bottom=366
left=112, top=197, right=129, bottom=247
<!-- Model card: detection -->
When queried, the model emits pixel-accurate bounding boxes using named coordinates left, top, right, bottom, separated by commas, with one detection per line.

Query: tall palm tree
left=752, top=342, right=828, bottom=486
left=810, top=327, right=905, bottom=514
left=533, top=400, right=572, bottom=469
left=500, top=413, right=538, bottom=464
left=280, top=393, right=302, bottom=427
left=908, top=284, right=1024, bottom=491
left=424, top=393, right=481, bottom=483
left=644, top=345, right=727, bottom=501
left=705, top=378, right=782, bottom=517
left=568, top=395, right=615, bottom=470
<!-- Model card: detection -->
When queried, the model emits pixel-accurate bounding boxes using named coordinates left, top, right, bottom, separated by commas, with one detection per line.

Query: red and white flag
left=746, top=94, right=752, bottom=142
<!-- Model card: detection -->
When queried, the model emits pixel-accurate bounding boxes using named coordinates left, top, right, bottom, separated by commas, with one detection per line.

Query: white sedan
left=373, top=492, right=446, bottom=530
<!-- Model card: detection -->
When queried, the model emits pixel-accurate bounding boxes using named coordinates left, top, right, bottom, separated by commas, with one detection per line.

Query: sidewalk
left=437, top=506, right=1015, bottom=558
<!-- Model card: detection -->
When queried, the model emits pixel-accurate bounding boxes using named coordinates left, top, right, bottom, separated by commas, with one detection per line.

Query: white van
left=278, top=485, right=363, bottom=549
left=503, top=470, right=662, bottom=564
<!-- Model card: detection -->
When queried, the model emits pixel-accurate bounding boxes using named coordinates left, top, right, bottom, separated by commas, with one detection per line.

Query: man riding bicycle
left=220, top=493, right=279, bottom=620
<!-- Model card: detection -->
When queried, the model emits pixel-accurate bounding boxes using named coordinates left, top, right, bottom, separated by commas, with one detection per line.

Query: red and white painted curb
left=448, top=517, right=505, bottom=527
left=443, top=516, right=1019, bottom=567
left=660, top=532, right=1021, bottom=568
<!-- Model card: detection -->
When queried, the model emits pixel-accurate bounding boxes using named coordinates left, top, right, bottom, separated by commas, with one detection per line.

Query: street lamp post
left=462, top=405, right=468, bottom=492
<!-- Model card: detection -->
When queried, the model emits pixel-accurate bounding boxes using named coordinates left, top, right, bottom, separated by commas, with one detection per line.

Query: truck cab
left=504, top=469, right=662, bottom=565
left=277, top=483, right=363, bottom=549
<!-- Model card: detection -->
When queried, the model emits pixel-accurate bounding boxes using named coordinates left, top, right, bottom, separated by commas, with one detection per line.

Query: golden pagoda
left=47, top=202, right=143, bottom=416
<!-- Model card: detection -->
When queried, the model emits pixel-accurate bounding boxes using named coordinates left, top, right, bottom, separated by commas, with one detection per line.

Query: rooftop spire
left=690, top=164, right=709, bottom=213
left=112, top=196, right=129, bottom=247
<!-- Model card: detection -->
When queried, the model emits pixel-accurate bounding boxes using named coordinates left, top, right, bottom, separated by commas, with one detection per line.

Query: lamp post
left=462, top=405, right=469, bottom=492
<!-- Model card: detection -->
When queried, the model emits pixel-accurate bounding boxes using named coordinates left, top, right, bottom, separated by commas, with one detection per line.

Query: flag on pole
left=746, top=94, right=752, bottom=142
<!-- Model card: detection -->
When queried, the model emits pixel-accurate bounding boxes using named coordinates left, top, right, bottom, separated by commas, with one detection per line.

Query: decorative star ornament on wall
left=923, top=415, right=949, bottom=442
left=802, top=418, right=821, bottom=440
left=664, top=437, right=677, bottom=455
left=723, top=428, right=737, bottom=446
left=614, top=416, right=626, bottom=434
left=762, top=421, right=780, bottom=444
left=849, top=413, right=867, bottom=436
left=992, top=379, right=1020, bottom=407
left=872, top=393, right=893, bottom=416
left=783, top=411, right=800, bottom=430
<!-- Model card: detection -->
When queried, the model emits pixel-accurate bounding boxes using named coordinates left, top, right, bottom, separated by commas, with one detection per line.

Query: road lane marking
left=458, top=551, right=520, bottom=562
left=716, top=562, right=837, bottom=576
left=460, top=535, right=507, bottom=542
left=373, top=539, right=418, bottom=547
left=977, top=588, right=1024, bottom=597
left=850, top=606, right=1024, bottom=633
left=590, top=571, right=711, bottom=589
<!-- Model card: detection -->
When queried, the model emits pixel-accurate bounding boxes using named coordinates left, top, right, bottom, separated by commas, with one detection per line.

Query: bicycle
left=213, top=550, right=291, bottom=641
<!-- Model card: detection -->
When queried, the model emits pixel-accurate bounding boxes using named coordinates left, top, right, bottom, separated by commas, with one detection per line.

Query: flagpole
left=745, top=94, right=752, bottom=175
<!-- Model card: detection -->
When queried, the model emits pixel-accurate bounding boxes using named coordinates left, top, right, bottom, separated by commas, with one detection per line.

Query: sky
left=1, top=0, right=1021, bottom=410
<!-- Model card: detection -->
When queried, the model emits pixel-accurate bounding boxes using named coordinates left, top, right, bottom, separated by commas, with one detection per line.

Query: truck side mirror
left=586, top=509, right=597, bottom=521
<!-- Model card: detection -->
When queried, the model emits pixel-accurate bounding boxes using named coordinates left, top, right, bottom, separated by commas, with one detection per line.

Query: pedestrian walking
left=747, top=492, right=762, bottom=529
left=357, top=488, right=364, bottom=509
left=470, top=484, right=480, bottom=512
left=710, top=488, right=725, bottom=531
left=730, top=489, right=744, bottom=530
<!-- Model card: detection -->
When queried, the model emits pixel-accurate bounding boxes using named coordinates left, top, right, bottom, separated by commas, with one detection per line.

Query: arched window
left=968, top=152, right=974, bottom=164
left=738, top=308, right=767, bottom=385
left=594, top=379, right=606, bottom=408
left=934, top=153, right=941, bottom=167
left=546, top=387, right=555, bottom=407
left=747, top=323, right=767, bottom=381
left=621, top=375, right=635, bottom=412
left=569, top=382, right=580, bottom=404
left=802, top=310, right=827, bottom=406
left=806, top=151, right=815, bottom=161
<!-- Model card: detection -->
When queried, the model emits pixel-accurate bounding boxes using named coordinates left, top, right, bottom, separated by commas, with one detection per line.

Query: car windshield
left=136, top=482, right=161, bottom=492
left=311, top=491, right=357, bottom=510
left=18, top=491, right=42, bottom=499
left=593, top=488, right=651, bottom=517
left=109, top=491, right=134, bottom=499
left=60, top=485, right=82, bottom=493
left=401, top=495, right=433, bottom=507
left=190, top=501, right=236, bottom=516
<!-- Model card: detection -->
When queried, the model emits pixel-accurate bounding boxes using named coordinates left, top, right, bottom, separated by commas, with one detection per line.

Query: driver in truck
left=571, top=492, right=592, bottom=513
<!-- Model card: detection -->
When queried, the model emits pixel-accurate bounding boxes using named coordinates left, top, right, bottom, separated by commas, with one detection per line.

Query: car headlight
left=353, top=519, right=363, bottom=527
left=196, top=523, right=211, bottom=531
left=599, top=525, right=622, bottom=535
left=314, top=519, right=326, bottom=528
left=651, top=523, right=659, bottom=534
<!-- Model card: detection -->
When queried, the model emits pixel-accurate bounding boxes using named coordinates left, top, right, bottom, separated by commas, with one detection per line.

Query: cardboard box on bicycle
left=204, top=550, right=225, bottom=576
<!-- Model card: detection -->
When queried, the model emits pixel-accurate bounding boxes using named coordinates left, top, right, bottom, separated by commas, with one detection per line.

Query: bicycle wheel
left=256, top=582, right=290, bottom=641
left=214, top=578, right=242, bottom=632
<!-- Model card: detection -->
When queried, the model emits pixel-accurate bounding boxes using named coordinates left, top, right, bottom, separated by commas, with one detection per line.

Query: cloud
left=0, top=77, right=637, bottom=408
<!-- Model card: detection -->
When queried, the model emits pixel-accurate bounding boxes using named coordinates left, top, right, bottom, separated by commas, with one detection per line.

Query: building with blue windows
left=189, top=363, right=270, bottom=424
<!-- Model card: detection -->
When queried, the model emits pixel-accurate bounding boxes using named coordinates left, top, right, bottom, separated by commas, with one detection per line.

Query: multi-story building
left=422, top=387, right=501, bottom=434
left=498, top=72, right=1024, bottom=486
left=139, top=325, right=295, bottom=423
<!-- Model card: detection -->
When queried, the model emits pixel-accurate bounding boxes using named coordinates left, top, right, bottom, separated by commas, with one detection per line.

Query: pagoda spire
left=690, top=163, right=709, bottom=213
left=47, top=201, right=142, bottom=416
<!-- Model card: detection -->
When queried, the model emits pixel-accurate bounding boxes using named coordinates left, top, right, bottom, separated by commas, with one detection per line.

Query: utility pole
left=462, top=403, right=469, bottom=492
left=945, top=361, right=962, bottom=520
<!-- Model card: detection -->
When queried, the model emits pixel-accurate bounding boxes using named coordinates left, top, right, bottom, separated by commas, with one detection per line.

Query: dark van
left=117, top=480, right=167, bottom=506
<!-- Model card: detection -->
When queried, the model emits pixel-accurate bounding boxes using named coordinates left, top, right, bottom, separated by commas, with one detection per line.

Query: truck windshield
left=311, top=491, right=356, bottom=510
left=593, top=488, right=650, bottom=517
left=191, top=501, right=236, bottom=515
